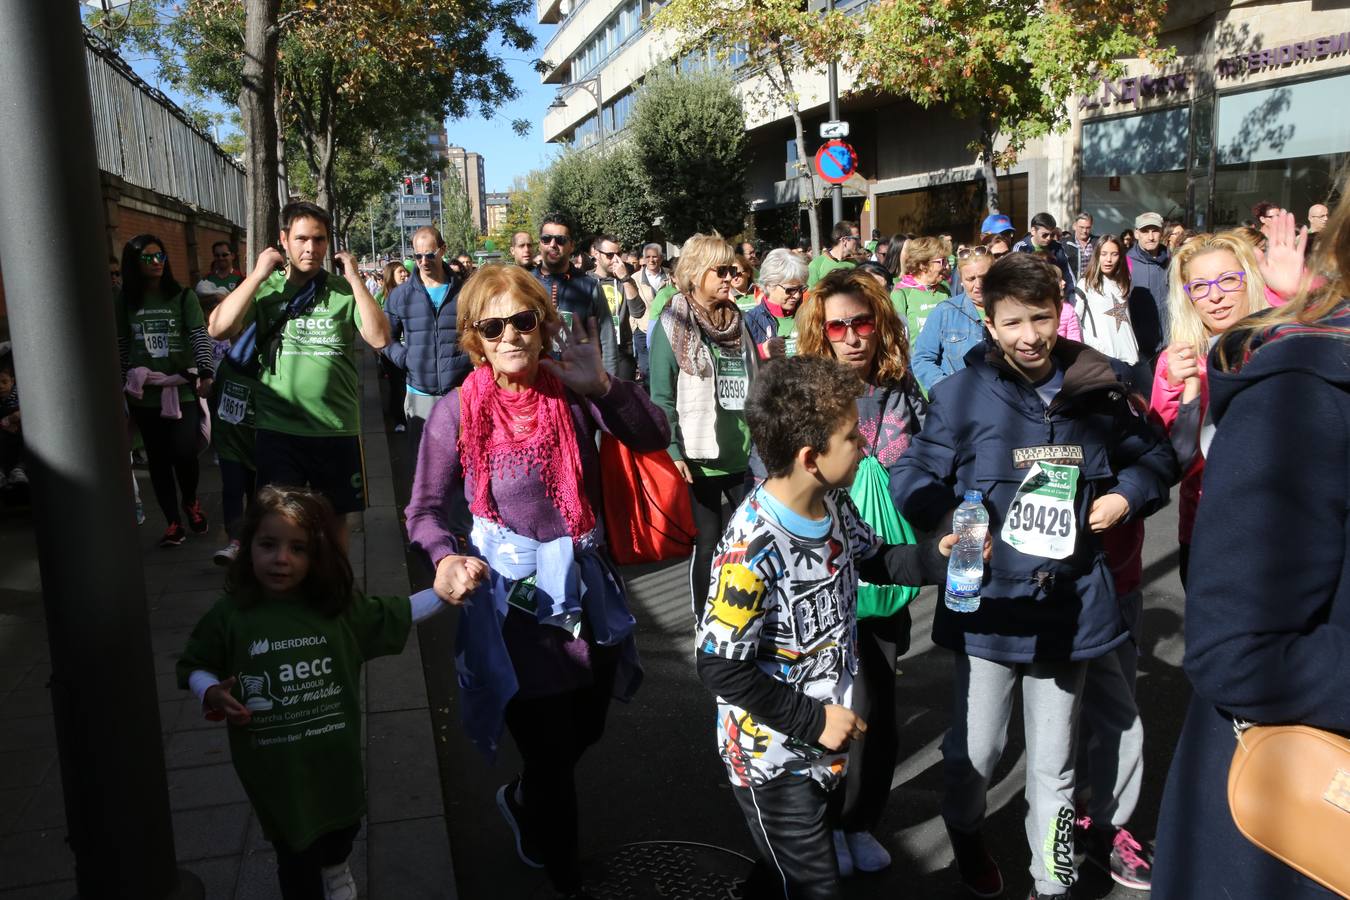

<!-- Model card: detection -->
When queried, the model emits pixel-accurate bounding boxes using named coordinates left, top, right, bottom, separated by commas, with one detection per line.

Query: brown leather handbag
left=1227, top=721, right=1350, bottom=898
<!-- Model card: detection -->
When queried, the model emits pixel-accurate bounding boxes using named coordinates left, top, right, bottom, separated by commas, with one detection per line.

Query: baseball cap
left=1134, top=212, right=1164, bottom=230
left=980, top=213, right=1014, bottom=235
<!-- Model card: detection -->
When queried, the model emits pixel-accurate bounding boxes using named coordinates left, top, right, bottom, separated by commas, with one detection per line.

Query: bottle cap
left=964, top=490, right=983, bottom=503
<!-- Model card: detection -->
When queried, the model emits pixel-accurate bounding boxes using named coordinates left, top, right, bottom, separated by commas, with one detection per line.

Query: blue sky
left=122, top=20, right=560, bottom=195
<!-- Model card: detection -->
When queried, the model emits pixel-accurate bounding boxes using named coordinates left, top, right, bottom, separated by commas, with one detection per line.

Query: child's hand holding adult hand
left=1089, top=493, right=1131, bottom=532
left=434, top=554, right=489, bottom=605
left=205, top=676, right=253, bottom=725
left=819, top=704, right=867, bottom=752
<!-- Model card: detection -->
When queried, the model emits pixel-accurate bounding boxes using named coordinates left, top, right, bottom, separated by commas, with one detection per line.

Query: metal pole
left=0, top=4, right=197, bottom=898
left=827, top=0, right=843, bottom=227
left=399, top=191, right=407, bottom=259
left=593, top=77, right=605, bottom=154
left=368, top=198, right=376, bottom=262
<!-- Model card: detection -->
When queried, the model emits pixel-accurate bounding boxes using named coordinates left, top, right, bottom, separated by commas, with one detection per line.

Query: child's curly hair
left=227, top=485, right=354, bottom=616
left=747, top=356, right=863, bottom=479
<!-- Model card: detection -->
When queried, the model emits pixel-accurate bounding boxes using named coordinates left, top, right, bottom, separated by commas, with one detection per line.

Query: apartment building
left=539, top=0, right=1350, bottom=243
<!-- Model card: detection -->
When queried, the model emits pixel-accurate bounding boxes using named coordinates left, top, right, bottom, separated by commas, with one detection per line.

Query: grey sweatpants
left=403, top=390, right=442, bottom=453
left=1077, top=592, right=1144, bottom=829
left=942, top=654, right=1087, bottom=897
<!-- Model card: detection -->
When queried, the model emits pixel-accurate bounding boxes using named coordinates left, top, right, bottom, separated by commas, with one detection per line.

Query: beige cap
left=1134, top=212, right=1164, bottom=230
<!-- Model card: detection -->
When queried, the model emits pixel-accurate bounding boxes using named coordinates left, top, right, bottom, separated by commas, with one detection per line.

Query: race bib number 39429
left=1001, top=462, right=1079, bottom=559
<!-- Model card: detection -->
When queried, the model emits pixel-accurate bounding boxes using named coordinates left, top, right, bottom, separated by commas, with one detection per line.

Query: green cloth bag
left=849, top=454, right=919, bottom=619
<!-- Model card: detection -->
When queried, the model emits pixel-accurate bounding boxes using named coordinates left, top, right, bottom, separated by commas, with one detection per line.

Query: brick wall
left=115, top=205, right=191, bottom=284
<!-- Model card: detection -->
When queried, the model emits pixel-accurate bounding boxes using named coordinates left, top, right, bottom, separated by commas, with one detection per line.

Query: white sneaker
left=393, top=423, right=406, bottom=433
left=213, top=539, right=241, bottom=566
left=320, top=862, right=357, bottom=900
left=833, top=829, right=854, bottom=878
left=6, top=466, right=25, bottom=485
left=846, top=830, right=893, bottom=872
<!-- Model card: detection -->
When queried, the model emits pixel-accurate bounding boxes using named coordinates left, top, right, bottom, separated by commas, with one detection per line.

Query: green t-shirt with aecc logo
left=116, top=288, right=206, bottom=408
left=176, top=590, right=412, bottom=850
left=211, top=361, right=260, bottom=466
left=776, top=313, right=799, bottom=356
left=248, top=270, right=364, bottom=437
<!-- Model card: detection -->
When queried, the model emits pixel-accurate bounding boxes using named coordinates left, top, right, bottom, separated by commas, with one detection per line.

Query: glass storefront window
left=874, top=174, right=1028, bottom=243
left=1081, top=106, right=1190, bottom=234
left=1213, top=72, right=1350, bottom=226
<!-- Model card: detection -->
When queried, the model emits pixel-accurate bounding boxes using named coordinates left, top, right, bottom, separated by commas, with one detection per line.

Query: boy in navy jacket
left=891, top=254, right=1176, bottom=900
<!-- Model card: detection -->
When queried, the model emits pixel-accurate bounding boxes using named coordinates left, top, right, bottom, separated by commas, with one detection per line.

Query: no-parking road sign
left=814, top=140, right=858, bottom=184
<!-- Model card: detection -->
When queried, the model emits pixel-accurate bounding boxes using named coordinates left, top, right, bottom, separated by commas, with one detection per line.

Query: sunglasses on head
left=539, top=234, right=570, bottom=246
left=473, top=309, right=540, bottom=341
left=824, top=313, right=876, bottom=342
left=957, top=246, right=991, bottom=260
left=412, top=252, right=441, bottom=262
left=140, top=251, right=167, bottom=264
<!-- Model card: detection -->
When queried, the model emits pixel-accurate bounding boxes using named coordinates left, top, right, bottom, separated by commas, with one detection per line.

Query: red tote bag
left=599, top=434, right=696, bottom=565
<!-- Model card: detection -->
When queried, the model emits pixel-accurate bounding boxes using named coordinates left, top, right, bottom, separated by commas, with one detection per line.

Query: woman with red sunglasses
left=795, top=267, right=927, bottom=877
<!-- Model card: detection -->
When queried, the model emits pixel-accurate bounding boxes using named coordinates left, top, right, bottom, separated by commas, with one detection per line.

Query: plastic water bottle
left=945, top=490, right=988, bottom=613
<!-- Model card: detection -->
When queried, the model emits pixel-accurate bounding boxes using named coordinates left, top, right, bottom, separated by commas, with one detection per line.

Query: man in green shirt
left=808, top=220, right=860, bottom=287
left=209, top=201, right=391, bottom=536
left=195, top=241, right=243, bottom=309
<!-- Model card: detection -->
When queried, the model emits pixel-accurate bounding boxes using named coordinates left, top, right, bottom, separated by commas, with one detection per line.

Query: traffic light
left=421, top=173, right=432, bottom=195
left=402, top=177, right=413, bottom=196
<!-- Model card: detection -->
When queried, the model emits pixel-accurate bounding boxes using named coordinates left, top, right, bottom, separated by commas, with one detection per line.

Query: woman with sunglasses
left=1150, top=231, right=1272, bottom=585
left=743, top=247, right=809, bottom=360
left=911, top=246, right=993, bottom=394
left=730, top=253, right=758, bottom=311
left=649, top=233, right=754, bottom=621
left=116, top=234, right=215, bottom=547
left=795, top=267, right=927, bottom=877
left=405, top=264, right=668, bottom=899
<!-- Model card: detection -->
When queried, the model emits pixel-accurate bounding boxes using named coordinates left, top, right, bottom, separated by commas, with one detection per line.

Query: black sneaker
left=184, top=499, right=209, bottom=534
left=947, top=826, right=1004, bottom=898
left=496, top=777, right=544, bottom=869
left=1083, top=825, right=1152, bottom=890
left=159, top=523, right=187, bottom=547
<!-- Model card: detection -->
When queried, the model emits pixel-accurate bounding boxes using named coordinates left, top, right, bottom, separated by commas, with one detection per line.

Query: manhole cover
left=531, top=841, right=755, bottom=900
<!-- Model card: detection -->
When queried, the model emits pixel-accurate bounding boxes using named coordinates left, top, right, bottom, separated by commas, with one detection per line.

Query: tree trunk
left=979, top=117, right=1000, bottom=215
left=791, top=107, right=821, bottom=253
left=314, top=70, right=337, bottom=220
left=239, top=0, right=281, bottom=267
left=274, top=80, right=289, bottom=207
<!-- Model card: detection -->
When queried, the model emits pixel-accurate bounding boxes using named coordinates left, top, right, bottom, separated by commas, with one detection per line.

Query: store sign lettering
left=1217, top=32, right=1350, bottom=77
left=1079, top=73, right=1190, bottom=110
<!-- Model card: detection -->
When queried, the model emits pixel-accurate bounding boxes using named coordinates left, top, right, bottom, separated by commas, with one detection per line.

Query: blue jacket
left=381, top=270, right=471, bottom=395
left=890, top=340, right=1177, bottom=663
left=1125, top=243, right=1171, bottom=358
left=1013, top=235, right=1076, bottom=304
left=911, top=293, right=986, bottom=394
left=532, top=265, right=618, bottom=375
left=1153, top=308, right=1350, bottom=900
left=742, top=300, right=781, bottom=351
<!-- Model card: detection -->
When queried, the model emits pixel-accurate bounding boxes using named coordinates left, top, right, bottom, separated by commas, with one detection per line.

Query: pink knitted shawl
left=457, top=364, right=595, bottom=538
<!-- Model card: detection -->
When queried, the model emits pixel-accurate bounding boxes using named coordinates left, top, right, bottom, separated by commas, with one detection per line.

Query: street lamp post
left=550, top=74, right=605, bottom=153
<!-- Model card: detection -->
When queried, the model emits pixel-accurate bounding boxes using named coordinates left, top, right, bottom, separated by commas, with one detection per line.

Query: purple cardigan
left=406, top=375, right=671, bottom=563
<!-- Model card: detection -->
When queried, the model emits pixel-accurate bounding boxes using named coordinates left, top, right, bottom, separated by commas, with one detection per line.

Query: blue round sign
left=815, top=140, right=857, bottom=184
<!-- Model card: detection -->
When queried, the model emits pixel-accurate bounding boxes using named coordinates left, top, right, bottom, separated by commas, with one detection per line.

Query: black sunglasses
left=412, top=252, right=441, bottom=262
left=540, top=234, right=570, bottom=246
left=711, top=265, right=737, bottom=279
left=473, top=309, right=540, bottom=341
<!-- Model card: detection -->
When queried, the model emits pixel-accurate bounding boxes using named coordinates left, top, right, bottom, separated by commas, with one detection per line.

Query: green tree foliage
left=492, top=170, right=550, bottom=252
left=627, top=70, right=749, bottom=244
left=651, top=0, right=853, bottom=251
left=850, top=0, right=1171, bottom=213
left=97, top=0, right=535, bottom=224
left=441, top=169, right=480, bottom=257
left=543, top=144, right=657, bottom=250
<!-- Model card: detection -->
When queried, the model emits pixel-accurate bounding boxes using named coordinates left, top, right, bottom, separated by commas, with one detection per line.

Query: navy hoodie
left=890, top=339, right=1177, bottom=662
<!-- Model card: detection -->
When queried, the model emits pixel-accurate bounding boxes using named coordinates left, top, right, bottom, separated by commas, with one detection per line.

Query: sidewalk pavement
left=0, top=348, right=455, bottom=899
